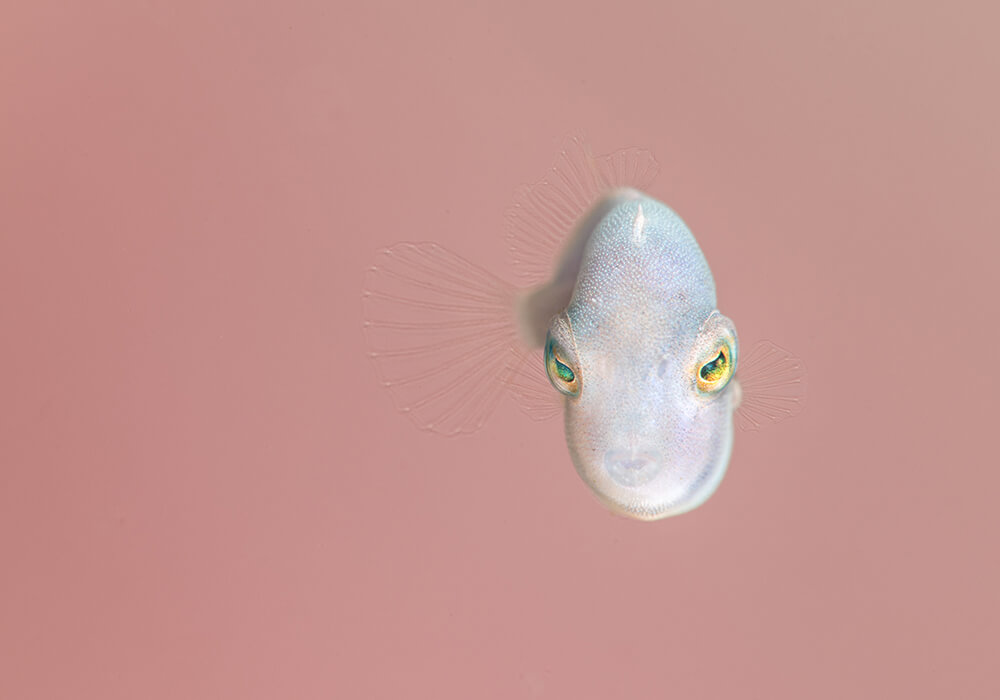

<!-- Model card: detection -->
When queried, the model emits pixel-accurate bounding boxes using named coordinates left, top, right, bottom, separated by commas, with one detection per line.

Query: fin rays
left=503, top=348, right=563, bottom=422
left=363, top=243, right=524, bottom=435
left=364, top=136, right=662, bottom=435
left=505, top=135, right=660, bottom=286
left=735, top=341, right=807, bottom=432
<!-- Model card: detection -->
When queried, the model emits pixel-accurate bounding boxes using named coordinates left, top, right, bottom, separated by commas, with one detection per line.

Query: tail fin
left=735, top=341, right=807, bottom=432
left=364, top=242, right=551, bottom=435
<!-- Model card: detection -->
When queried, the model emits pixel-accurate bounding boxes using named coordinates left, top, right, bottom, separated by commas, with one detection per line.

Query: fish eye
left=696, top=343, right=734, bottom=393
left=545, top=337, right=580, bottom=396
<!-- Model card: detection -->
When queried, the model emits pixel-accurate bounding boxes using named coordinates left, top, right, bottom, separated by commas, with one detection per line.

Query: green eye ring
left=696, top=343, right=734, bottom=393
left=545, top=337, right=580, bottom=396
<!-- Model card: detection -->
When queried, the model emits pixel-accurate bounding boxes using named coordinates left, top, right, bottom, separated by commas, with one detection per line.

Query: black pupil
left=700, top=351, right=726, bottom=379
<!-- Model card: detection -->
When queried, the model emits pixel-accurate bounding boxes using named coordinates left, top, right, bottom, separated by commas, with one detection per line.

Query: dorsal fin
left=504, top=134, right=660, bottom=287
left=501, top=135, right=660, bottom=424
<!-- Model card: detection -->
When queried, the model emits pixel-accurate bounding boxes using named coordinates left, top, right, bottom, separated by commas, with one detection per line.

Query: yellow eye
left=545, top=337, right=580, bottom=396
left=697, top=344, right=734, bottom=393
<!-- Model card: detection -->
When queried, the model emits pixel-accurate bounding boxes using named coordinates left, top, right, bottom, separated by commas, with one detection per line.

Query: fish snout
left=603, top=449, right=663, bottom=487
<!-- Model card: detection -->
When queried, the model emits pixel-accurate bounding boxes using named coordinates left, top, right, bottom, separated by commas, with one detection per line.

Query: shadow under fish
left=362, top=136, right=805, bottom=521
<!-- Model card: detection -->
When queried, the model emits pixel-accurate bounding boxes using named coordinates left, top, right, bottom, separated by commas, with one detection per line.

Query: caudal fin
left=735, top=341, right=807, bottom=432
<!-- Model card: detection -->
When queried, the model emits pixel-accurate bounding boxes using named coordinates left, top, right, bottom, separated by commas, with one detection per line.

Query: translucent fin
left=503, top=347, right=563, bottom=422
left=505, top=134, right=660, bottom=286
left=363, top=243, right=524, bottom=436
left=735, top=341, right=808, bottom=432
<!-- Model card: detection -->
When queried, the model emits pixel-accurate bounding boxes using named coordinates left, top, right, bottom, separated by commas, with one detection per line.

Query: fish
left=362, top=136, right=805, bottom=521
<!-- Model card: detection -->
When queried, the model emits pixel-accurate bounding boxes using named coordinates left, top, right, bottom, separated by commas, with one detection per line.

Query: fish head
left=543, top=200, right=739, bottom=521
left=546, top=309, right=738, bottom=520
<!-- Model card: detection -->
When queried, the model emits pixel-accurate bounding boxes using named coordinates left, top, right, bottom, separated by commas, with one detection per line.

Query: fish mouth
left=603, top=449, right=663, bottom=487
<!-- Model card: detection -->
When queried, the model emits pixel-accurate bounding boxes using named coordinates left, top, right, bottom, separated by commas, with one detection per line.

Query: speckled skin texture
left=547, top=195, right=738, bottom=520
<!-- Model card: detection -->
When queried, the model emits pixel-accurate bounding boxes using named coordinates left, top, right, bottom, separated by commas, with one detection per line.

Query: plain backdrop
left=1, top=1, right=998, bottom=698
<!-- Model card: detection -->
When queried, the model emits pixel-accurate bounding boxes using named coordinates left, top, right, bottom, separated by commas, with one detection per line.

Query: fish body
left=526, top=189, right=737, bottom=519
left=363, top=138, right=803, bottom=521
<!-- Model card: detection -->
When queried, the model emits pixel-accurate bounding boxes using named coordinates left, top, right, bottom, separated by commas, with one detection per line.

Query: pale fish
left=362, top=137, right=805, bottom=521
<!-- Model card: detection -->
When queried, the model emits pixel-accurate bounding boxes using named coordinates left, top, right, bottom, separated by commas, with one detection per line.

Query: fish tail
left=734, top=341, right=807, bottom=431
left=363, top=242, right=559, bottom=435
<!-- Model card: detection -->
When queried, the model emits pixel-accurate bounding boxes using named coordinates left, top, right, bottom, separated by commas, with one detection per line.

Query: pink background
left=2, top=1, right=998, bottom=698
